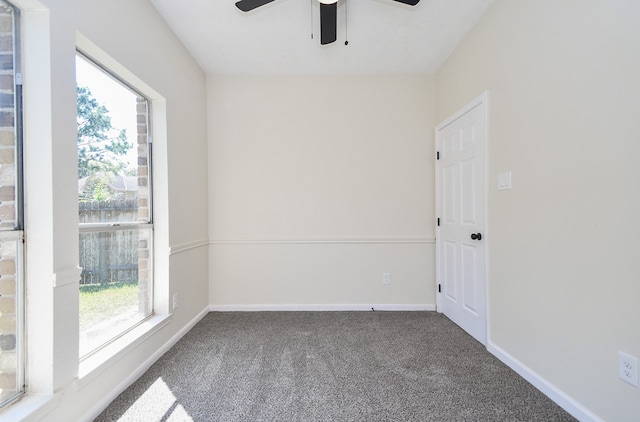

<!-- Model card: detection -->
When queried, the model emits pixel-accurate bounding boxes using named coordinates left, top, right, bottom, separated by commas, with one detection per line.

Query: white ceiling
left=149, top=0, right=494, bottom=75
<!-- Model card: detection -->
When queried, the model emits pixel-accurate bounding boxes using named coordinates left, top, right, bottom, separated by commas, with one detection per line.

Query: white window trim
left=75, top=50, right=159, bottom=364
left=72, top=31, right=171, bottom=382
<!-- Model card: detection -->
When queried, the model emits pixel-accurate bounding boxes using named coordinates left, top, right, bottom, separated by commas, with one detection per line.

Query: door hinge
left=438, top=284, right=441, bottom=293
left=437, top=151, right=440, bottom=160
left=437, top=218, right=440, bottom=227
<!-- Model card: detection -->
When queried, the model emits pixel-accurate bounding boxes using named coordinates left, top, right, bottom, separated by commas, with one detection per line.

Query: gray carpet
left=95, top=312, right=576, bottom=421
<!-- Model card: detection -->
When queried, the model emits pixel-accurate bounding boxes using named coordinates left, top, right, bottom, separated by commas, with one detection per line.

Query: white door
left=436, top=94, right=487, bottom=345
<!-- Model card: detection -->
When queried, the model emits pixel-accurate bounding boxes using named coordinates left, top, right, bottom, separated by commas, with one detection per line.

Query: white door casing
left=436, top=92, right=488, bottom=345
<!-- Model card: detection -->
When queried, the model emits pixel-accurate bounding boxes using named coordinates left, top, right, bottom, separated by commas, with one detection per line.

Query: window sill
left=76, top=313, right=172, bottom=391
left=0, top=393, right=61, bottom=422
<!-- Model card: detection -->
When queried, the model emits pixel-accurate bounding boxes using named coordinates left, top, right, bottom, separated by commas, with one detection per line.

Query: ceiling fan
left=235, top=0, right=420, bottom=45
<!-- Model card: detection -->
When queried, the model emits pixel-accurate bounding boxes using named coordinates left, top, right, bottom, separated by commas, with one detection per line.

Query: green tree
left=79, top=173, right=113, bottom=202
left=77, top=86, right=131, bottom=179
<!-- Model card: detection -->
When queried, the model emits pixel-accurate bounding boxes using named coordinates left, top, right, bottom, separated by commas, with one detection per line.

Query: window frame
left=0, top=0, right=25, bottom=409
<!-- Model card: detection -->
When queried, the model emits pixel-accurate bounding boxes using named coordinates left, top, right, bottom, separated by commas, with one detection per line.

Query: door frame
left=435, top=91, right=489, bottom=344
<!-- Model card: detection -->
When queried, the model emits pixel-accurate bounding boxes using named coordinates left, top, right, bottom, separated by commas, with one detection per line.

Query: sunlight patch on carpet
left=120, top=377, right=193, bottom=422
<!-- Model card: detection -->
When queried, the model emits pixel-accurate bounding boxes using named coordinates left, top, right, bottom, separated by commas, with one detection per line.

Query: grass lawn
left=79, top=282, right=139, bottom=333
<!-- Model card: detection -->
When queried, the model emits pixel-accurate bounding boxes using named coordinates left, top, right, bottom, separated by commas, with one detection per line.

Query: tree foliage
left=77, top=86, right=131, bottom=179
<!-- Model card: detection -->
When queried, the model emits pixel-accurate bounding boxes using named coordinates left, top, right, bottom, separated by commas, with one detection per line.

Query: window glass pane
left=79, top=227, right=152, bottom=357
left=76, top=54, right=150, bottom=224
left=76, top=52, right=153, bottom=358
left=0, top=1, right=23, bottom=408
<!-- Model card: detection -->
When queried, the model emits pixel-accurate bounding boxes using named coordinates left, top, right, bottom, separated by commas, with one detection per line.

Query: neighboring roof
left=78, top=174, right=138, bottom=194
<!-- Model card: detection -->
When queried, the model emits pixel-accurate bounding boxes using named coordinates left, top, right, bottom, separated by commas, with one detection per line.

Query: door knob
left=470, top=233, right=482, bottom=240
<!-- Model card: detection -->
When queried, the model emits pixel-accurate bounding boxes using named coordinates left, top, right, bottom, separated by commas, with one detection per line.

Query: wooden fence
left=79, top=200, right=139, bottom=285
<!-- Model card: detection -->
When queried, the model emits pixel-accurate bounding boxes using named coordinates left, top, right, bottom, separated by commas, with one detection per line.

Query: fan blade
left=320, top=2, right=337, bottom=45
left=391, top=0, right=420, bottom=5
left=235, top=0, right=276, bottom=12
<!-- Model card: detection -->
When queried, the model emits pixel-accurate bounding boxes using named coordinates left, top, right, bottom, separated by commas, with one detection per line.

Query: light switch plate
left=498, top=172, right=512, bottom=190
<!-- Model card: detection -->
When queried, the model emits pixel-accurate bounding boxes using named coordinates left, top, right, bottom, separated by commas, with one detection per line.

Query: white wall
left=2, top=0, right=210, bottom=420
left=435, top=1, right=640, bottom=420
left=208, top=75, right=436, bottom=308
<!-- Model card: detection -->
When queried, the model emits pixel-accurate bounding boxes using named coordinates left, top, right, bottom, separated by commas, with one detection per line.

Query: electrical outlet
left=382, top=272, right=391, bottom=285
left=498, top=171, right=512, bottom=190
left=619, top=351, right=638, bottom=387
left=173, top=293, right=179, bottom=310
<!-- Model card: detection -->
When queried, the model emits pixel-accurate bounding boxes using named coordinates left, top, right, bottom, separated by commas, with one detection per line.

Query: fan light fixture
left=236, top=0, right=420, bottom=45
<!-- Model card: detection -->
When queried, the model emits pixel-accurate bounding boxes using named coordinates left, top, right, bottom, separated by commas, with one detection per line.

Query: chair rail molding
left=210, top=236, right=436, bottom=245
left=168, top=239, right=210, bottom=256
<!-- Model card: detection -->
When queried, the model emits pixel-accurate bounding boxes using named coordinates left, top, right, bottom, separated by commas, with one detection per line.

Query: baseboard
left=487, top=341, right=604, bottom=422
left=209, top=304, right=436, bottom=312
left=80, top=306, right=210, bottom=422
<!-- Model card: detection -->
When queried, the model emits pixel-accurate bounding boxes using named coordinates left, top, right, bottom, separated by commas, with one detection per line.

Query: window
left=0, top=0, right=23, bottom=408
left=76, top=53, right=153, bottom=358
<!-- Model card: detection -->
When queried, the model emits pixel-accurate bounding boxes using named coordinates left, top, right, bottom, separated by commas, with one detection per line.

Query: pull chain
left=310, top=0, right=314, bottom=39
left=344, top=0, right=349, bottom=45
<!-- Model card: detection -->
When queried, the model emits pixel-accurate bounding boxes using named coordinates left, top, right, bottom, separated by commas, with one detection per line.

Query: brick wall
left=0, top=2, right=18, bottom=402
left=0, top=7, right=14, bottom=229
left=136, top=98, right=151, bottom=314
